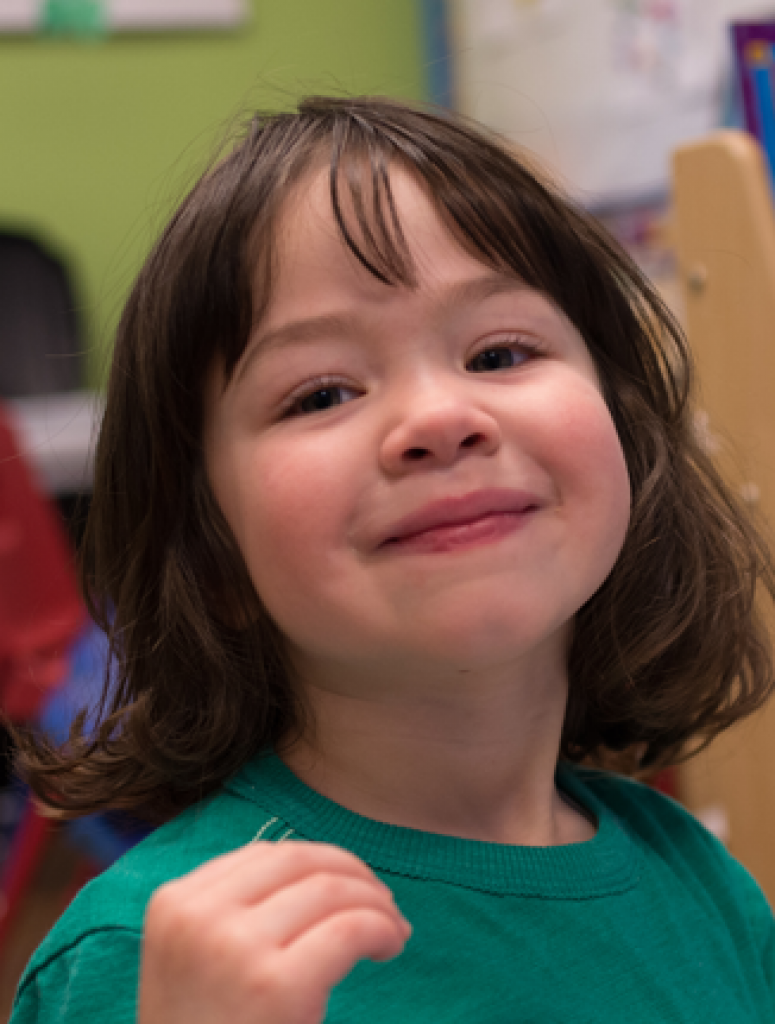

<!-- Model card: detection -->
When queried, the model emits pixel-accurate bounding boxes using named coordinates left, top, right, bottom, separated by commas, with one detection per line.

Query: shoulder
left=12, top=781, right=280, bottom=1018
left=570, top=764, right=734, bottom=871
left=570, top=765, right=728, bottom=862
left=10, top=929, right=141, bottom=1024
left=568, top=765, right=774, bottom=950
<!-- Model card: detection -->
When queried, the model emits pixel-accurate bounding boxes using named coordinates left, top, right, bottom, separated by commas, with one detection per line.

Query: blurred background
left=4, top=0, right=775, bottom=1015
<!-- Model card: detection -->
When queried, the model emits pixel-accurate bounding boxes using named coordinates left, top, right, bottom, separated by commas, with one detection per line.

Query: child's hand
left=137, top=841, right=411, bottom=1024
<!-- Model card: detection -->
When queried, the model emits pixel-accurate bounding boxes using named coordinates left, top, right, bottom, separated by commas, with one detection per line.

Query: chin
left=401, top=600, right=568, bottom=672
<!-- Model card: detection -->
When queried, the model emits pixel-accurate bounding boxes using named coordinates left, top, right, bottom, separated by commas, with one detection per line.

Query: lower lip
left=383, top=510, right=536, bottom=555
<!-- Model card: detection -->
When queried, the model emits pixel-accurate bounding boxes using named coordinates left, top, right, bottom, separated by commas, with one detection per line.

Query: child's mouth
left=378, top=487, right=540, bottom=552
left=382, top=505, right=539, bottom=555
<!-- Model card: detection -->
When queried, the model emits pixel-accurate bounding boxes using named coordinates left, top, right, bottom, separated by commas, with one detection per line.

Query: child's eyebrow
left=236, top=312, right=362, bottom=382
left=237, top=271, right=527, bottom=383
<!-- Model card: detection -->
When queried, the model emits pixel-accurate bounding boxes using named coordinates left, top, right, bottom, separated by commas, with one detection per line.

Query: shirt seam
left=16, top=925, right=143, bottom=1000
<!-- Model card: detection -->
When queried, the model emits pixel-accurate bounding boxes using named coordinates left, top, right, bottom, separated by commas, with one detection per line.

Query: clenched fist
left=138, top=840, right=411, bottom=1024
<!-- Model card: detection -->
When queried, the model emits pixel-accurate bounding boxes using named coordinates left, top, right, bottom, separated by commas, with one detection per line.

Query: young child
left=10, top=96, right=775, bottom=1023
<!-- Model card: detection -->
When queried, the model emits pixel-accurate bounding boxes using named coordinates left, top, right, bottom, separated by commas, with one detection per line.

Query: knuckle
left=206, top=919, right=252, bottom=962
left=146, top=881, right=183, bottom=924
left=272, top=839, right=375, bottom=881
left=146, top=882, right=205, bottom=942
left=329, top=907, right=385, bottom=945
left=280, top=841, right=320, bottom=872
left=314, top=871, right=351, bottom=901
left=246, top=967, right=324, bottom=1024
left=244, top=953, right=303, bottom=1012
left=245, top=952, right=282, bottom=995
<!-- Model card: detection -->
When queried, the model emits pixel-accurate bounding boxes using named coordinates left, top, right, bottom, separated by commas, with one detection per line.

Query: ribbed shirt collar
left=226, top=752, right=639, bottom=899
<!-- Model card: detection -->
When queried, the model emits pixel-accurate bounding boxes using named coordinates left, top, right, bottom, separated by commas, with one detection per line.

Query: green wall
left=0, top=1, right=424, bottom=386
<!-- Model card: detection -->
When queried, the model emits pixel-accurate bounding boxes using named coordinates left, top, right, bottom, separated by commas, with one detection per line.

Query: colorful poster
left=450, top=0, right=775, bottom=206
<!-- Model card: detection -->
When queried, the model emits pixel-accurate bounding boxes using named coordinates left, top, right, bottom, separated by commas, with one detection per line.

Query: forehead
left=264, top=162, right=500, bottom=317
left=281, top=164, right=457, bottom=271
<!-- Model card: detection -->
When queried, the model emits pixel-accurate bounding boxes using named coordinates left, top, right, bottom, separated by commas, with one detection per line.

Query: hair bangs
left=328, top=118, right=417, bottom=288
left=305, top=96, right=567, bottom=299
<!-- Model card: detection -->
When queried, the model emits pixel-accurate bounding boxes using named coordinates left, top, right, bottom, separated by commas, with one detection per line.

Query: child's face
left=204, top=166, right=631, bottom=687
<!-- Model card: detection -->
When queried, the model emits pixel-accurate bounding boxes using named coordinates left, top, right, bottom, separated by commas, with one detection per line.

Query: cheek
left=222, top=436, right=355, bottom=616
left=543, top=385, right=631, bottom=562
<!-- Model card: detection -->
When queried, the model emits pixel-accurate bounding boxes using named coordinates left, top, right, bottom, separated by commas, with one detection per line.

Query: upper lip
left=376, top=488, right=542, bottom=548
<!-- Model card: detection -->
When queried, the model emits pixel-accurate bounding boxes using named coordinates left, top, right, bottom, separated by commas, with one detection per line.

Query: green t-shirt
left=10, top=753, right=775, bottom=1022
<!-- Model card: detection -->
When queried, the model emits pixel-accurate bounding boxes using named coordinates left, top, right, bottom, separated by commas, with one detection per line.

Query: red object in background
left=650, top=768, right=678, bottom=800
left=0, top=408, right=84, bottom=722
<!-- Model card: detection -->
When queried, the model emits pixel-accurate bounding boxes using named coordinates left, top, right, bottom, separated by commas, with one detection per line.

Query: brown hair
left=13, top=95, right=775, bottom=822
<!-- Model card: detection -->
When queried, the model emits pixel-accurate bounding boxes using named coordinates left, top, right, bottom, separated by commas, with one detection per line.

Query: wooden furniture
left=671, top=130, right=775, bottom=904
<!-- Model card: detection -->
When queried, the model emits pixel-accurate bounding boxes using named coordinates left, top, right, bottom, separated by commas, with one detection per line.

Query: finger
left=282, top=907, right=411, bottom=998
left=170, top=841, right=388, bottom=910
left=246, top=872, right=406, bottom=949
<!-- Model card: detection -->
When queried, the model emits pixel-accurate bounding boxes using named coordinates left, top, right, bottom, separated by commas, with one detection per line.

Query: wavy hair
left=12, top=95, right=775, bottom=821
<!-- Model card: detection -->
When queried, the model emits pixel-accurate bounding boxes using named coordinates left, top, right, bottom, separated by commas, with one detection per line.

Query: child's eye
left=468, top=339, right=539, bottom=373
left=285, top=379, right=361, bottom=417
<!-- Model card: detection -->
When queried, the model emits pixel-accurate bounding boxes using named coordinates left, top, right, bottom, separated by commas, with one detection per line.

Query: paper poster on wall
left=450, top=0, right=775, bottom=206
left=0, top=0, right=38, bottom=31
left=0, top=0, right=247, bottom=34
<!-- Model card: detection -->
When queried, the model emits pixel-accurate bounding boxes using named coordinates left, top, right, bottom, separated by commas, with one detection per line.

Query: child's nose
left=379, top=397, right=501, bottom=475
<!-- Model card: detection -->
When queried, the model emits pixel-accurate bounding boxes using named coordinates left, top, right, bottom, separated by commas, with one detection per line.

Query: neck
left=278, top=647, right=596, bottom=847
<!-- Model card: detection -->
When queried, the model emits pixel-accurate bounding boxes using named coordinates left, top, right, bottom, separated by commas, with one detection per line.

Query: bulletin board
left=449, top=0, right=775, bottom=207
left=0, top=0, right=247, bottom=33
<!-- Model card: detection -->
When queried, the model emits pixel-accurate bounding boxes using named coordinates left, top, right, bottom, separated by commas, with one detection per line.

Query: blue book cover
left=732, top=22, right=775, bottom=189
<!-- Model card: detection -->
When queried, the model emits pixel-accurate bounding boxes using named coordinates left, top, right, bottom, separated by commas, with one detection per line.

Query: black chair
left=0, top=232, right=83, bottom=398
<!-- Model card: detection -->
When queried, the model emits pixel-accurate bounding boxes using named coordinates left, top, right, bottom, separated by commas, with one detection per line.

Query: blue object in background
left=0, top=622, right=151, bottom=954
left=751, top=55, right=775, bottom=192
left=731, top=24, right=775, bottom=194
left=421, top=0, right=454, bottom=108
left=37, top=622, right=152, bottom=868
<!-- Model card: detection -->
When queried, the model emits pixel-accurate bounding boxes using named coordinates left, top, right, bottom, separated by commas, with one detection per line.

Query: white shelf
left=0, top=1, right=37, bottom=32
left=111, top=0, right=246, bottom=29
left=0, top=0, right=247, bottom=32
left=5, top=391, right=104, bottom=496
